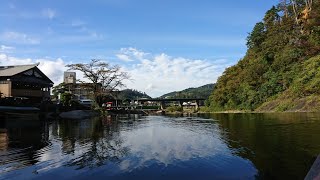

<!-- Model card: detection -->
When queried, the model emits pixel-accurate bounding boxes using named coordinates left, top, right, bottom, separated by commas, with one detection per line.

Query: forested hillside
left=207, top=0, right=320, bottom=112
left=116, top=89, right=151, bottom=100
left=160, top=84, right=214, bottom=99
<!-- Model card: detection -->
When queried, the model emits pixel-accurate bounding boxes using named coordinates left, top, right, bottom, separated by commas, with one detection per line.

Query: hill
left=207, top=1, right=320, bottom=112
left=160, top=84, right=215, bottom=99
left=116, top=89, right=151, bottom=100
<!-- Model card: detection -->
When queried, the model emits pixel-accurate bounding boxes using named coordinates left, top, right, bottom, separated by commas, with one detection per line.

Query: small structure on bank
left=0, top=63, right=53, bottom=103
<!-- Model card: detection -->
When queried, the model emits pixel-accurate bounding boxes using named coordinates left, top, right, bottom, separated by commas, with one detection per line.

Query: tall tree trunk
left=291, top=0, right=300, bottom=25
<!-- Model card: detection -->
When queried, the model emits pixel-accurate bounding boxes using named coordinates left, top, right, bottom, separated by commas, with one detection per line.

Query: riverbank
left=198, top=110, right=320, bottom=114
left=199, top=98, right=320, bottom=113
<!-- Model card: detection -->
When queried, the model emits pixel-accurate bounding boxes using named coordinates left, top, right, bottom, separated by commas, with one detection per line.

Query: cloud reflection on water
left=119, top=118, right=227, bottom=171
left=0, top=115, right=257, bottom=179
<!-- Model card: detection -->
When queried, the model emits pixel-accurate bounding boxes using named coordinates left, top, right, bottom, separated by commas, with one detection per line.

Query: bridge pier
left=179, top=101, right=184, bottom=111
left=179, top=101, right=183, bottom=107
left=160, top=101, right=166, bottom=110
left=195, top=100, right=199, bottom=111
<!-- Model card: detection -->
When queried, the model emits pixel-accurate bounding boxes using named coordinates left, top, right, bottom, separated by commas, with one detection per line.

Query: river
left=0, top=113, right=320, bottom=179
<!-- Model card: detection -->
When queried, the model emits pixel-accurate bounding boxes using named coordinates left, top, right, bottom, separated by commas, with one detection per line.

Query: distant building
left=0, top=63, right=53, bottom=102
left=64, top=83, right=95, bottom=100
left=62, top=71, right=99, bottom=100
left=64, top=72, right=76, bottom=84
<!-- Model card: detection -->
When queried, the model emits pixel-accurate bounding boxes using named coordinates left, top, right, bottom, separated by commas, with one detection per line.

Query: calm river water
left=1, top=113, right=320, bottom=179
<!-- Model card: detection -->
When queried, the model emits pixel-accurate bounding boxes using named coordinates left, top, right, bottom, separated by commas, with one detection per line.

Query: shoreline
left=198, top=110, right=320, bottom=114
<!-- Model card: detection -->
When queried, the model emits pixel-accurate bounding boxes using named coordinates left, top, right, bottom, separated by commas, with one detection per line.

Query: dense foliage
left=160, top=84, right=215, bottom=99
left=208, top=1, right=320, bottom=111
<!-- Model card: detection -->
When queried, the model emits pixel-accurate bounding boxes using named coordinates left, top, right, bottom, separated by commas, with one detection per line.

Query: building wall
left=0, top=81, right=11, bottom=97
left=64, top=83, right=93, bottom=100
left=11, top=89, right=50, bottom=98
left=0, top=80, right=50, bottom=99
left=64, top=72, right=76, bottom=84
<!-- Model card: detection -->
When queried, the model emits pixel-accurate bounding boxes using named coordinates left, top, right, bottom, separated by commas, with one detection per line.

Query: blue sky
left=0, top=0, right=278, bottom=97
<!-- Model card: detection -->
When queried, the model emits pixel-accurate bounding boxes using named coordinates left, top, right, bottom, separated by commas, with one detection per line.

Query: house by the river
left=0, top=63, right=53, bottom=103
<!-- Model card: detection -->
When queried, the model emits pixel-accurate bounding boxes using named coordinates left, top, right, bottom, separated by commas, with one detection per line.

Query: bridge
left=135, top=98, right=206, bottom=110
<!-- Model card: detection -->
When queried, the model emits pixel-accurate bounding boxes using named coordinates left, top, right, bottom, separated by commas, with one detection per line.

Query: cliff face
left=207, top=2, right=320, bottom=112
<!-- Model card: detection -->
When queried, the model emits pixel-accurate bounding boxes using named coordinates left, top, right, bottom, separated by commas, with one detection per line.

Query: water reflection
left=1, top=113, right=320, bottom=179
left=119, top=117, right=225, bottom=168
left=0, top=114, right=257, bottom=179
left=0, top=115, right=49, bottom=173
left=201, top=113, right=320, bottom=179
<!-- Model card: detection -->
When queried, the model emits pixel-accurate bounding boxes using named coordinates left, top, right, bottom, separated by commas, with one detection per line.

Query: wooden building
left=0, top=63, right=53, bottom=102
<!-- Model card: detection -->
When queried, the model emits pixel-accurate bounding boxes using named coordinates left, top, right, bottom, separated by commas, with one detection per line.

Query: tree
left=279, top=0, right=290, bottom=18
left=66, top=59, right=130, bottom=104
left=52, top=82, right=67, bottom=99
left=290, top=0, right=313, bottom=26
left=60, top=92, right=72, bottom=106
left=246, top=22, right=266, bottom=49
left=263, top=6, right=280, bottom=30
left=208, top=0, right=320, bottom=112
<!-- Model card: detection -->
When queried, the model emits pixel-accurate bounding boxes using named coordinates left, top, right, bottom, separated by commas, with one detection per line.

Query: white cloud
left=0, top=45, right=15, bottom=52
left=36, top=58, right=66, bottom=83
left=117, top=47, right=148, bottom=61
left=42, top=8, right=56, bottom=19
left=1, top=31, right=40, bottom=45
left=122, top=48, right=233, bottom=97
left=0, top=48, right=233, bottom=97
left=0, top=53, right=33, bottom=65
left=116, top=54, right=132, bottom=62
left=0, top=53, right=66, bottom=85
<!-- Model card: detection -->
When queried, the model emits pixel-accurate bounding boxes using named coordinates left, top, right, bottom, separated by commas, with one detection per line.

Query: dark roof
left=0, top=63, right=54, bottom=85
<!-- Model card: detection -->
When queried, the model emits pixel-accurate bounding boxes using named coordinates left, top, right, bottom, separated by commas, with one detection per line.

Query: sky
left=0, top=0, right=278, bottom=97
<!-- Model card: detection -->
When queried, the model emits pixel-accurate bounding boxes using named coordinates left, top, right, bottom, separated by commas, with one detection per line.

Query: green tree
left=263, top=6, right=280, bottom=30
left=208, top=1, right=320, bottom=112
left=246, top=22, right=266, bottom=49
left=61, top=92, right=72, bottom=106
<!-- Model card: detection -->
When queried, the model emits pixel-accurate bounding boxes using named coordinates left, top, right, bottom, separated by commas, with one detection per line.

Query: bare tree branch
left=66, top=59, right=131, bottom=102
